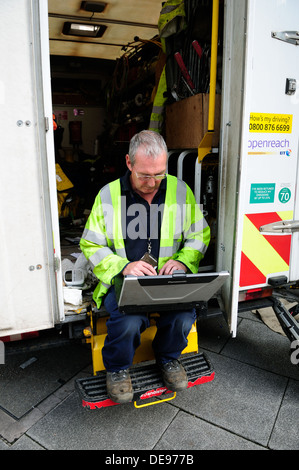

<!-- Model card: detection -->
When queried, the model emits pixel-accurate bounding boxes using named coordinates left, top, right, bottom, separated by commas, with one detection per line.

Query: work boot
left=106, top=369, right=133, bottom=404
left=160, top=360, right=188, bottom=391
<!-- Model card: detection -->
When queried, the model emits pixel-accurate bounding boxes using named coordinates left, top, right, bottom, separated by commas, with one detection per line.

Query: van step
left=75, top=352, right=214, bottom=410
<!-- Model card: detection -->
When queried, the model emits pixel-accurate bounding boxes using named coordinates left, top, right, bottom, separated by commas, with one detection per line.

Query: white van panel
left=0, top=0, right=63, bottom=336
left=236, top=0, right=299, bottom=292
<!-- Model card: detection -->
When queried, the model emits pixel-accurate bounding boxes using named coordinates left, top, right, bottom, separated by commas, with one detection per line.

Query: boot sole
left=108, top=391, right=134, bottom=404
left=163, top=379, right=188, bottom=392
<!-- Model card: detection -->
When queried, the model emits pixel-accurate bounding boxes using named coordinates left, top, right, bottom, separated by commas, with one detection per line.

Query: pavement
left=1, top=308, right=299, bottom=452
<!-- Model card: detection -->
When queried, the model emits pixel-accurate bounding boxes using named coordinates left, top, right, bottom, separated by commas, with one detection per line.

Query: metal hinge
left=272, top=31, right=299, bottom=46
left=54, top=256, right=60, bottom=272
left=45, top=116, right=49, bottom=132
left=260, top=220, right=299, bottom=234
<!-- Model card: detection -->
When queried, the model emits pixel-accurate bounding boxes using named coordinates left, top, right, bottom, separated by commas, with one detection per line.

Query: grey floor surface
left=1, top=309, right=299, bottom=451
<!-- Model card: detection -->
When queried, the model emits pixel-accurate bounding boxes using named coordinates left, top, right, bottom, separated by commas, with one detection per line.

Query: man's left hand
left=159, top=260, right=187, bottom=275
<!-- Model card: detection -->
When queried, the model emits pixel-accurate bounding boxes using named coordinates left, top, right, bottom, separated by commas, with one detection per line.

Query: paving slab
left=197, top=310, right=260, bottom=354
left=222, top=317, right=299, bottom=380
left=27, top=392, right=179, bottom=450
left=0, top=343, right=91, bottom=418
left=0, top=408, right=15, bottom=431
left=0, top=439, right=9, bottom=450
left=10, top=435, right=45, bottom=450
left=170, top=351, right=288, bottom=446
left=1, top=407, right=44, bottom=444
left=154, top=410, right=265, bottom=450
left=197, top=315, right=231, bottom=353
left=269, top=379, right=299, bottom=450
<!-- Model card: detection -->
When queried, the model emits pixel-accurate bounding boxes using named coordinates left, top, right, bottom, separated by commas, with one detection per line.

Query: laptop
left=116, top=270, right=229, bottom=313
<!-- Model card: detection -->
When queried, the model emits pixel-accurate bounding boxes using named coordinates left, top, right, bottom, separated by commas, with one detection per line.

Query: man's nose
left=147, top=177, right=156, bottom=186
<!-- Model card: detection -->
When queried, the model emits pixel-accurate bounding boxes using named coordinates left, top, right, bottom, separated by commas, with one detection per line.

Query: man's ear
left=126, top=154, right=132, bottom=171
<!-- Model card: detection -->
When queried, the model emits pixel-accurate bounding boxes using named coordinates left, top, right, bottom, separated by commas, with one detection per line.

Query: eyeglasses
left=134, top=171, right=167, bottom=181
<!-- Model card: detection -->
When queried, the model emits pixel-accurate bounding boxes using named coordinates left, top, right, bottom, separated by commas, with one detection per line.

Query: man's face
left=126, top=147, right=167, bottom=196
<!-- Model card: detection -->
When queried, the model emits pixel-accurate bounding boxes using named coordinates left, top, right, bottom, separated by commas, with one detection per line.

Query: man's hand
left=159, top=260, right=187, bottom=275
left=123, top=261, right=157, bottom=276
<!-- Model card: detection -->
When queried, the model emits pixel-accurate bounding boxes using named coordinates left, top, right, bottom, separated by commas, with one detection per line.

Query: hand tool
left=192, top=40, right=203, bottom=59
left=174, top=52, right=197, bottom=94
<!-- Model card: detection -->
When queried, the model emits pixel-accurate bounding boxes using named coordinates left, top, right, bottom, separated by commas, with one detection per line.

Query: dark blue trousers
left=102, top=287, right=197, bottom=372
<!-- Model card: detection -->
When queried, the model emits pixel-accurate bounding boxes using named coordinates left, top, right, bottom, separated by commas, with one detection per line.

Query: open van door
left=217, top=0, right=248, bottom=337
left=219, top=0, right=299, bottom=337
left=0, top=0, right=63, bottom=336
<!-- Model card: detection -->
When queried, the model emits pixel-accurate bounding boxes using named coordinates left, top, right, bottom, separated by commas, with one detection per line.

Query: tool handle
left=192, top=40, right=203, bottom=59
left=174, top=52, right=196, bottom=91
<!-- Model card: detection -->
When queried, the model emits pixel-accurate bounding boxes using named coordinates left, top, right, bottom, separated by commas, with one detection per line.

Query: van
left=1, top=0, right=299, bottom=378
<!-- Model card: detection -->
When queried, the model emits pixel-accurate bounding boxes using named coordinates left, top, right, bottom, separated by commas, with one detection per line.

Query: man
left=80, top=130, right=210, bottom=403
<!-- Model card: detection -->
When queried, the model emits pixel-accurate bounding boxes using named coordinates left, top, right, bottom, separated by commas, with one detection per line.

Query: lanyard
left=130, top=191, right=163, bottom=254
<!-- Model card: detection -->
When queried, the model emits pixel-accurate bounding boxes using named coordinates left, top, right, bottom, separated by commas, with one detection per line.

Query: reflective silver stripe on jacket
left=174, top=179, right=187, bottom=237
left=102, top=281, right=111, bottom=289
left=149, top=121, right=161, bottom=130
left=184, top=237, right=208, bottom=254
left=176, top=178, right=187, bottom=203
left=159, top=179, right=187, bottom=257
left=115, top=247, right=126, bottom=258
left=184, top=218, right=209, bottom=238
left=89, top=247, right=114, bottom=268
left=81, top=228, right=107, bottom=246
left=100, top=183, right=113, bottom=205
left=99, top=182, right=127, bottom=259
left=152, top=105, right=164, bottom=114
left=159, top=244, right=180, bottom=258
left=99, top=184, right=114, bottom=240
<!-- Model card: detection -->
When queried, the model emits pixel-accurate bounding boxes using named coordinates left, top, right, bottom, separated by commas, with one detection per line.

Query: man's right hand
left=122, top=261, right=157, bottom=276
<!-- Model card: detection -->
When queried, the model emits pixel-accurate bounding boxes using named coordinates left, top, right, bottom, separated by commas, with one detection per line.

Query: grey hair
left=128, top=130, right=168, bottom=166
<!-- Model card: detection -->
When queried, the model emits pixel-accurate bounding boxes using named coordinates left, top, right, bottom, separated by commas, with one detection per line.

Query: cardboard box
left=165, top=93, right=221, bottom=149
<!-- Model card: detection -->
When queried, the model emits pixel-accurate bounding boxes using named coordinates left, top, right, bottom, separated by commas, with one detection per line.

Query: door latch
left=259, top=220, right=299, bottom=233
left=272, top=31, right=299, bottom=46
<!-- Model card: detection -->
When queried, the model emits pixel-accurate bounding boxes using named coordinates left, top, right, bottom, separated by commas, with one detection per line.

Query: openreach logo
left=290, top=340, right=299, bottom=366
left=0, top=340, right=4, bottom=364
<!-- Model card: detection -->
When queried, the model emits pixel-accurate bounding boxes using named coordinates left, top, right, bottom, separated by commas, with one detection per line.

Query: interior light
left=74, top=24, right=96, bottom=32
left=81, top=1, right=107, bottom=13
left=63, top=22, right=107, bottom=38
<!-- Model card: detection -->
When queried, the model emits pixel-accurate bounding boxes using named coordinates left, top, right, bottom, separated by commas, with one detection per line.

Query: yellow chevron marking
left=277, top=210, right=293, bottom=221
left=242, top=216, right=289, bottom=276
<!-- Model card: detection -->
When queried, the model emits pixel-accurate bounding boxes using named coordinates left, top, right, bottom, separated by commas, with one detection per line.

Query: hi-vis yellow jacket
left=80, top=175, right=210, bottom=308
left=149, top=0, right=187, bottom=133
